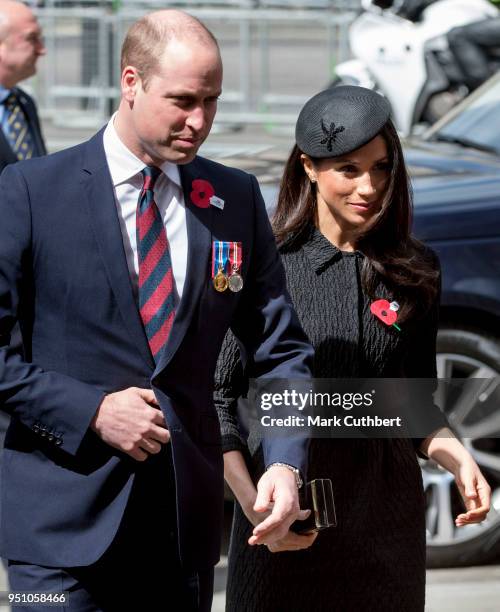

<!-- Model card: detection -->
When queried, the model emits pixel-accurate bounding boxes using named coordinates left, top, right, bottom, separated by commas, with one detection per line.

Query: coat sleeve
left=0, top=164, right=105, bottom=456
left=214, top=329, right=248, bottom=455
left=228, top=175, right=314, bottom=477
left=401, top=258, right=448, bottom=455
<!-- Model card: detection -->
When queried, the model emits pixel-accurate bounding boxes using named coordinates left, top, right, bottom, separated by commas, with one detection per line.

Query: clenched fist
left=91, top=387, right=170, bottom=461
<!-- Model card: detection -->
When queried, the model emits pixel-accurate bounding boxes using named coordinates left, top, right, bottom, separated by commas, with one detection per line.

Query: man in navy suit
left=0, top=9, right=313, bottom=611
left=0, top=0, right=46, bottom=172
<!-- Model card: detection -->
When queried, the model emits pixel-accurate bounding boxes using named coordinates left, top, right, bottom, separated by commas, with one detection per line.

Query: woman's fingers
left=455, top=469, right=491, bottom=525
left=266, top=530, right=318, bottom=553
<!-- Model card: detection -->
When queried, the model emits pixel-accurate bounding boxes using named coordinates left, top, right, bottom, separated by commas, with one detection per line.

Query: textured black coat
left=215, top=225, right=443, bottom=612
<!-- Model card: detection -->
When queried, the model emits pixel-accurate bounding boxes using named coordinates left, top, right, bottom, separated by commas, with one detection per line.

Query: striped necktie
left=137, top=166, right=176, bottom=362
left=3, top=92, right=35, bottom=161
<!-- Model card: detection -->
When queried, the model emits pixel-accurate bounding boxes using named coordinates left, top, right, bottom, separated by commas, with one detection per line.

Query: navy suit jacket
left=0, top=86, right=46, bottom=173
left=0, top=129, right=313, bottom=570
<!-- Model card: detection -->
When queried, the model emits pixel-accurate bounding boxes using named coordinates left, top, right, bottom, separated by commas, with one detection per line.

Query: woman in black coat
left=215, top=86, right=490, bottom=612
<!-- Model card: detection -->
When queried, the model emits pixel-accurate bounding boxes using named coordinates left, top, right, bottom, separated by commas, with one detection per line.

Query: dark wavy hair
left=272, top=119, right=439, bottom=322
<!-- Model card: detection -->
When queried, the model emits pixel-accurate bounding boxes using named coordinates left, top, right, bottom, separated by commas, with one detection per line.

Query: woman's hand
left=453, top=456, right=491, bottom=526
left=242, top=501, right=270, bottom=527
left=422, top=428, right=491, bottom=526
left=223, top=450, right=274, bottom=528
left=242, top=501, right=312, bottom=530
left=266, top=529, right=318, bottom=553
left=223, top=451, right=321, bottom=547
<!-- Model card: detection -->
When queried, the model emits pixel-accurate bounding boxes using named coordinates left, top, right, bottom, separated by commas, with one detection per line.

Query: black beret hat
left=295, top=86, right=391, bottom=158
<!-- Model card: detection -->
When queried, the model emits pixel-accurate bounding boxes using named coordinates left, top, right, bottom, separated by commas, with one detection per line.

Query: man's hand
left=90, top=387, right=170, bottom=461
left=248, top=465, right=305, bottom=546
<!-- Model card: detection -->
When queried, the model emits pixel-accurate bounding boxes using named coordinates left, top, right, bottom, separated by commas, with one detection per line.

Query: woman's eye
left=375, top=162, right=391, bottom=172
left=339, top=165, right=357, bottom=173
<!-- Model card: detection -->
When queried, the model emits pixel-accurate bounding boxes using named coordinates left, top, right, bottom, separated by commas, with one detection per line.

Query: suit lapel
left=0, top=128, right=16, bottom=167
left=154, top=159, right=213, bottom=375
left=80, top=130, right=155, bottom=370
left=80, top=135, right=214, bottom=375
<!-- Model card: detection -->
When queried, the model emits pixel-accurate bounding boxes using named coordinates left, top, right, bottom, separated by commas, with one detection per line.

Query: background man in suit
left=0, top=0, right=46, bottom=518
left=0, top=9, right=313, bottom=611
left=0, top=0, right=46, bottom=172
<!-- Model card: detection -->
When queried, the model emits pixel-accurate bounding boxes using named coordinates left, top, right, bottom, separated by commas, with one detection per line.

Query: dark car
left=404, top=74, right=500, bottom=567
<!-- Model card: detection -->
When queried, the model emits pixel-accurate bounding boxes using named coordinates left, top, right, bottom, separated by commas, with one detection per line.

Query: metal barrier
left=31, top=2, right=358, bottom=131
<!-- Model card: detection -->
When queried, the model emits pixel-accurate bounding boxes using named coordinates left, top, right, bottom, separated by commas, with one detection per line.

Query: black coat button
left=55, top=439, right=62, bottom=446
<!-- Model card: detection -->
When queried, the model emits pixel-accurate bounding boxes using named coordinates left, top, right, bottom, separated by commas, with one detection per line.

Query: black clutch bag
left=290, top=478, right=337, bottom=534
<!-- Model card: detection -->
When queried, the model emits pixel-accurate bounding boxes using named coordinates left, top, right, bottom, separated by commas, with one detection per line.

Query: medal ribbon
left=229, top=242, right=242, bottom=272
left=212, top=241, right=229, bottom=278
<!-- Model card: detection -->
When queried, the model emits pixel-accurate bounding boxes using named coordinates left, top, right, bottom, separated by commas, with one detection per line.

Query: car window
left=425, top=75, right=500, bottom=155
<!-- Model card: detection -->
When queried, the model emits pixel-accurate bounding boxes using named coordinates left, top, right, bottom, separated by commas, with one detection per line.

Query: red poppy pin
left=190, top=179, right=224, bottom=210
left=370, top=299, right=401, bottom=332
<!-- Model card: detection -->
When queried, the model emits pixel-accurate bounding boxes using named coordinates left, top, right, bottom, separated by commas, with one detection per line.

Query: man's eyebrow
left=168, top=91, right=222, bottom=98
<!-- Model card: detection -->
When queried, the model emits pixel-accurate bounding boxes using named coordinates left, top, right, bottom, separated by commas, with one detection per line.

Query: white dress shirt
left=102, top=116, right=188, bottom=305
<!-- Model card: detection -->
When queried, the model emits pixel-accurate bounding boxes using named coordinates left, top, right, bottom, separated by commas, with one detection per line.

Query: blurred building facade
left=25, top=0, right=360, bottom=138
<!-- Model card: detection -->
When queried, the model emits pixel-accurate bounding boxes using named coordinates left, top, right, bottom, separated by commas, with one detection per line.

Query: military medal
left=228, top=242, right=243, bottom=293
left=228, top=272, right=243, bottom=293
left=212, top=241, right=229, bottom=292
left=213, top=268, right=228, bottom=292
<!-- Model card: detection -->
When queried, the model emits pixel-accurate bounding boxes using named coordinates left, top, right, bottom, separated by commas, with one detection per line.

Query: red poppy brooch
left=190, top=179, right=224, bottom=210
left=370, top=299, right=401, bottom=332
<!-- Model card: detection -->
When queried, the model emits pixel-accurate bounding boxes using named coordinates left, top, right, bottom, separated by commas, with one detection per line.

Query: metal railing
left=30, top=2, right=358, bottom=130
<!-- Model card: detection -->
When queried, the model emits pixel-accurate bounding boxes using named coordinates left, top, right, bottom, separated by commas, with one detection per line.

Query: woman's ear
left=300, top=154, right=317, bottom=183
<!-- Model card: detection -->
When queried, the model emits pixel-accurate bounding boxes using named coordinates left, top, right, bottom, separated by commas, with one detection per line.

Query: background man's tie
left=3, top=93, right=35, bottom=161
left=137, top=166, right=176, bottom=362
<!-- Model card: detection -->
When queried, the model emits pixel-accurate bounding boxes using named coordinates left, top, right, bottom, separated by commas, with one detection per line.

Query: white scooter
left=334, top=0, right=499, bottom=134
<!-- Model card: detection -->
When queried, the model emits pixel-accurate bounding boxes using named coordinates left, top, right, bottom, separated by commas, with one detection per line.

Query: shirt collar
left=299, top=224, right=363, bottom=273
left=0, top=85, right=12, bottom=105
left=103, top=113, right=182, bottom=189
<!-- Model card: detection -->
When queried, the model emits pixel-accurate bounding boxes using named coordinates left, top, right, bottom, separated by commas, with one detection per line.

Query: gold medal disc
left=213, top=269, right=228, bottom=292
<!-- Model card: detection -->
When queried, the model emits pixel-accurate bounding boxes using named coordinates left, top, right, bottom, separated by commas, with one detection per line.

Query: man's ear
left=121, top=66, right=141, bottom=102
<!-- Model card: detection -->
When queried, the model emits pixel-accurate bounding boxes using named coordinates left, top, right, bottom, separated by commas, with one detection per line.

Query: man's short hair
left=120, top=13, right=219, bottom=89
